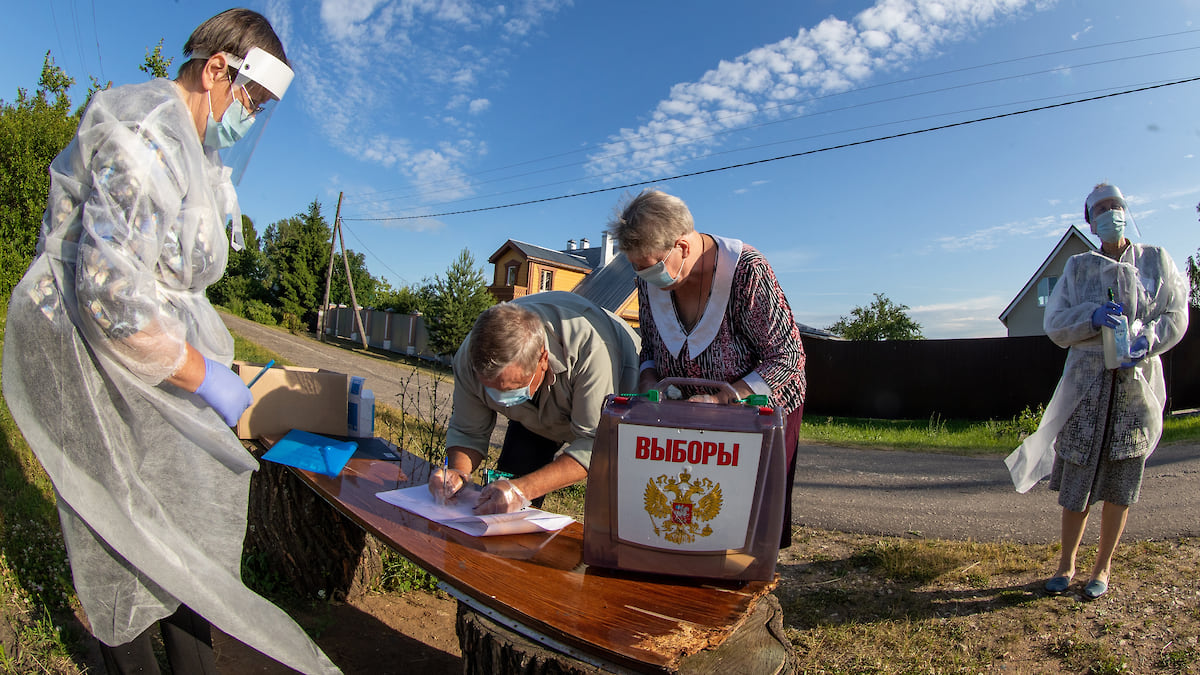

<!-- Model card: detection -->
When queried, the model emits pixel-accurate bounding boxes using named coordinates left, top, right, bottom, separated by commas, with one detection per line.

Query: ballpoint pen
left=441, top=453, right=450, bottom=502
left=246, top=359, right=275, bottom=388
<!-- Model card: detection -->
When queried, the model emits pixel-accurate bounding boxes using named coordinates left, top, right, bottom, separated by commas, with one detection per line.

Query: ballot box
left=583, top=379, right=786, bottom=582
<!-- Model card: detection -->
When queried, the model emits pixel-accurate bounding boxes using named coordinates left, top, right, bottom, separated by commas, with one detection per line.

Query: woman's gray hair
left=177, top=8, right=289, bottom=103
left=468, top=303, right=545, bottom=381
left=605, top=189, right=695, bottom=258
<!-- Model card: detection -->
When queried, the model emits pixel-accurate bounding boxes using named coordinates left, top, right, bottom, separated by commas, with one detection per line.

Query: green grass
left=0, top=304, right=85, bottom=672
left=232, top=333, right=291, bottom=367
left=799, top=406, right=1200, bottom=455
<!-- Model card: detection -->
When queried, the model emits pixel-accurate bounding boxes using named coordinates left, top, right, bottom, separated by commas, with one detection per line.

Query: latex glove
left=688, top=394, right=720, bottom=404
left=428, top=466, right=468, bottom=505
left=1090, top=301, right=1124, bottom=330
left=474, top=479, right=531, bottom=515
left=1120, top=335, right=1150, bottom=369
left=194, top=357, right=253, bottom=426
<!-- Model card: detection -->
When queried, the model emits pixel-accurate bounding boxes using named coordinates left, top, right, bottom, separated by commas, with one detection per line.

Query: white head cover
left=1084, top=183, right=1141, bottom=237
left=1085, top=184, right=1127, bottom=219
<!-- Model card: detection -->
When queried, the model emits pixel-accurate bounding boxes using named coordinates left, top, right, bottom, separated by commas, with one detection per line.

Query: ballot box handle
left=650, top=377, right=741, bottom=402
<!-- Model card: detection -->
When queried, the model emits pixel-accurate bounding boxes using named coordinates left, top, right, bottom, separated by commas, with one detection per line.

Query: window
left=1037, top=276, right=1058, bottom=307
left=539, top=270, right=554, bottom=291
left=505, top=264, right=518, bottom=286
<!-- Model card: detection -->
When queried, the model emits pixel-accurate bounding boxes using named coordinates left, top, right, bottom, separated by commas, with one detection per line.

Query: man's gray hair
left=605, top=189, right=695, bottom=258
left=468, top=303, right=545, bottom=380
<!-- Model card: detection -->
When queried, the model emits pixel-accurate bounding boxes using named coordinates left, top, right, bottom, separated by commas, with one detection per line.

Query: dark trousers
left=99, top=604, right=217, bottom=675
left=781, top=404, right=804, bottom=549
left=496, top=420, right=564, bottom=508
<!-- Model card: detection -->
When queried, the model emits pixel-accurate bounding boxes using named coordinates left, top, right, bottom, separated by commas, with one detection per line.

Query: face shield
left=1085, top=184, right=1142, bottom=239
left=200, top=47, right=294, bottom=185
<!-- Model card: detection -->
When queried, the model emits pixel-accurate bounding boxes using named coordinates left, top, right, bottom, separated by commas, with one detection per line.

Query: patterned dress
left=638, top=235, right=806, bottom=546
left=1038, top=245, right=1189, bottom=511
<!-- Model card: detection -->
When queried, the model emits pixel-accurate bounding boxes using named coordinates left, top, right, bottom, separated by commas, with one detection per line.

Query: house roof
left=998, top=225, right=1097, bottom=323
left=489, top=240, right=594, bottom=272
left=570, top=251, right=635, bottom=313
left=796, top=323, right=843, bottom=340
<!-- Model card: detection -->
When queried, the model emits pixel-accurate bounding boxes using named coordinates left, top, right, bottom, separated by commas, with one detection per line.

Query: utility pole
left=319, top=192, right=369, bottom=349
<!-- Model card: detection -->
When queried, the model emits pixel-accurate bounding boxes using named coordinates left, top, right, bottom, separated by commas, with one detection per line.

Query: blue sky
left=4, top=0, right=1199, bottom=338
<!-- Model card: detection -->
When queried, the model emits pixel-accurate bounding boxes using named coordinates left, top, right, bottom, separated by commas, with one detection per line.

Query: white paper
left=376, top=484, right=575, bottom=537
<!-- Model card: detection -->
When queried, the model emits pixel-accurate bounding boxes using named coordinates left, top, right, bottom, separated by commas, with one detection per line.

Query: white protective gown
left=1006, top=245, right=1189, bottom=493
left=2, top=79, right=339, bottom=674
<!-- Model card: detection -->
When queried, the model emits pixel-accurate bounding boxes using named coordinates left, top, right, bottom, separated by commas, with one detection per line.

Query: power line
left=350, top=43, right=1200, bottom=211
left=90, top=0, right=105, bottom=81
left=343, top=28, right=1200, bottom=203
left=342, top=76, right=1200, bottom=223
left=336, top=218, right=412, bottom=286
left=350, top=79, right=1162, bottom=216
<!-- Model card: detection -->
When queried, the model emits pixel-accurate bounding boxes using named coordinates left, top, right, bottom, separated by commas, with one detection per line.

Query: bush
left=985, top=403, right=1045, bottom=440
left=281, top=312, right=303, bottom=333
left=244, top=299, right=277, bottom=326
left=224, top=297, right=245, bottom=317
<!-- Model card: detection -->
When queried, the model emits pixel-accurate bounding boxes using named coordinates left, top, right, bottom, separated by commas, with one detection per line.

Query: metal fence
left=323, top=305, right=1199, bottom=421
left=320, top=306, right=443, bottom=362
left=804, top=306, right=1199, bottom=420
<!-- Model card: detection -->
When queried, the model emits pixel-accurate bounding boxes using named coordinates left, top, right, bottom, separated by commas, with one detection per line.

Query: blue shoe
left=1083, top=579, right=1108, bottom=600
left=1044, top=575, right=1071, bottom=594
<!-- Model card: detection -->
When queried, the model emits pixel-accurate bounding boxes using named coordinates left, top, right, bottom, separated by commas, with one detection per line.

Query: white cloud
left=277, top=0, right=571, bottom=202
left=933, top=213, right=1070, bottom=252
left=909, top=295, right=1011, bottom=338
left=586, top=0, right=1048, bottom=182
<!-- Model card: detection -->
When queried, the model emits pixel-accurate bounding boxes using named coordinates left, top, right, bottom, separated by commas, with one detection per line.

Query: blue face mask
left=635, top=246, right=680, bottom=289
left=204, top=89, right=256, bottom=150
left=1093, top=209, right=1126, bottom=244
left=485, top=367, right=538, bottom=408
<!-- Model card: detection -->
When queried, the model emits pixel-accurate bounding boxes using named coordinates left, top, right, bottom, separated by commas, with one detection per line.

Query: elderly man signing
left=429, top=291, right=641, bottom=513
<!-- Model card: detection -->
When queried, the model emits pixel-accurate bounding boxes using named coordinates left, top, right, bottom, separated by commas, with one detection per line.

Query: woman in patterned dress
left=606, top=189, right=806, bottom=547
left=1009, top=183, right=1188, bottom=600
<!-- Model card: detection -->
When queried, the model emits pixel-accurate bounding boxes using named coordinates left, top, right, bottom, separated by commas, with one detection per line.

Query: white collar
left=646, top=234, right=742, bottom=358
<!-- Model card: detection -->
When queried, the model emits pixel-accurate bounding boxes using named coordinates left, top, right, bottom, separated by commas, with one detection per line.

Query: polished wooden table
left=275, top=440, right=781, bottom=673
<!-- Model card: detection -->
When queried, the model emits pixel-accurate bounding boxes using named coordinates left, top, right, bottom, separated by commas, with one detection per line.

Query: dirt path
left=793, top=441, right=1200, bottom=544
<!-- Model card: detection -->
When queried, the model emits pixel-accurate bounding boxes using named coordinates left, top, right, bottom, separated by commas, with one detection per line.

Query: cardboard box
left=233, top=361, right=350, bottom=440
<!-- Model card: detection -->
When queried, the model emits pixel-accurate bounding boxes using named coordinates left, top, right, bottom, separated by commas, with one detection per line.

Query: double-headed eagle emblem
left=643, top=471, right=723, bottom=544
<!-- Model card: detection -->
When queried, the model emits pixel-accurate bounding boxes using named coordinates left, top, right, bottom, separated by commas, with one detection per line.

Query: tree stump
left=456, top=593, right=796, bottom=674
left=242, top=442, right=383, bottom=600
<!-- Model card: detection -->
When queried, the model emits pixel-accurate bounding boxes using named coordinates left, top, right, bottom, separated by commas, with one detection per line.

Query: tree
left=329, top=248, right=378, bottom=309
left=375, top=279, right=429, bottom=315
left=0, top=43, right=184, bottom=299
left=207, top=214, right=270, bottom=308
left=0, top=52, right=78, bottom=297
left=424, top=248, right=495, bottom=356
left=1190, top=203, right=1200, bottom=309
left=139, top=39, right=174, bottom=79
left=827, top=292, right=923, bottom=341
left=263, top=200, right=333, bottom=325
left=1187, top=252, right=1199, bottom=310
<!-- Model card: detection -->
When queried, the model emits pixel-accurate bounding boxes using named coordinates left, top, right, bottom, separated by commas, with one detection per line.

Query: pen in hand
left=440, top=453, right=450, bottom=504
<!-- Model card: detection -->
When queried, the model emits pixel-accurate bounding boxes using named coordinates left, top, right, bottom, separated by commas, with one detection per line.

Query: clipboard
left=261, top=429, right=358, bottom=477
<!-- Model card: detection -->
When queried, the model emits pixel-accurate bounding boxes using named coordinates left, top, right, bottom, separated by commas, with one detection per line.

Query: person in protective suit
left=2, top=9, right=340, bottom=674
left=1005, top=183, right=1188, bottom=601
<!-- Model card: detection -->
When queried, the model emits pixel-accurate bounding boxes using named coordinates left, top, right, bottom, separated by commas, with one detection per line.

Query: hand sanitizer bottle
left=1101, top=289, right=1130, bottom=369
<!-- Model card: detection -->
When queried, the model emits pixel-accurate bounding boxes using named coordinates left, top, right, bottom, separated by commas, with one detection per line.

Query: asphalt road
left=223, top=313, right=1200, bottom=545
